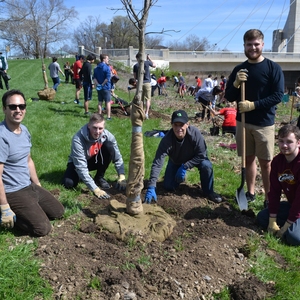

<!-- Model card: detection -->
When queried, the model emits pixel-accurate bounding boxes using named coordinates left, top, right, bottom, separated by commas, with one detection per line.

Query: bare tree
left=73, top=16, right=103, bottom=52
left=0, top=0, right=78, bottom=58
left=74, top=15, right=139, bottom=51
left=145, top=34, right=164, bottom=48
left=168, top=34, right=212, bottom=51
left=119, top=0, right=158, bottom=215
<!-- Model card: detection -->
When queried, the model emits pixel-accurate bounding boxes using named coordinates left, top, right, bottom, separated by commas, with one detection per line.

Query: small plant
left=126, top=234, right=137, bottom=249
left=121, top=261, right=135, bottom=271
left=137, top=255, right=152, bottom=267
left=88, top=277, right=102, bottom=290
left=174, top=237, right=184, bottom=252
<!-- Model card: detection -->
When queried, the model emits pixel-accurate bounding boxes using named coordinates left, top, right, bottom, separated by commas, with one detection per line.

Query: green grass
left=0, top=233, right=53, bottom=299
left=0, top=58, right=300, bottom=299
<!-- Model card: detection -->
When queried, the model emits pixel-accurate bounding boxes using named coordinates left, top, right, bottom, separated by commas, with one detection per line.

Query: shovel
left=235, top=81, right=248, bottom=211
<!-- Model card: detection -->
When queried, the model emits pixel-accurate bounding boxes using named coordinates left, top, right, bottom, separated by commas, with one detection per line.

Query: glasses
left=7, top=104, right=26, bottom=111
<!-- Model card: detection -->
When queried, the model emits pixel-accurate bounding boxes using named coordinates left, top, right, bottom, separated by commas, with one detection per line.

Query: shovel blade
left=235, top=187, right=248, bottom=211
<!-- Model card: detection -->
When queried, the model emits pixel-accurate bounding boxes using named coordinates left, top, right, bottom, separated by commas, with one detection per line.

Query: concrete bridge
left=80, top=46, right=300, bottom=93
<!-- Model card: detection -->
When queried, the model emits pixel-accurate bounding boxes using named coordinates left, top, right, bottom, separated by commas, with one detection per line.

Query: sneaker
left=145, top=114, right=149, bottom=119
left=84, top=111, right=91, bottom=116
left=207, top=192, right=222, bottom=203
left=107, top=117, right=112, bottom=121
left=246, top=191, right=256, bottom=202
left=74, top=99, right=79, bottom=104
left=95, top=177, right=110, bottom=190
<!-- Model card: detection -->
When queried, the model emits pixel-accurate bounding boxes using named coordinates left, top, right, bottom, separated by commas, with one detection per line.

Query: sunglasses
left=7, top=104, right=27, bottom=110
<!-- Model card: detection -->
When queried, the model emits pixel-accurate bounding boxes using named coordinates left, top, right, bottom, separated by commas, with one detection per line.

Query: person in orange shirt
left=194, top=76, right=202, bottom=95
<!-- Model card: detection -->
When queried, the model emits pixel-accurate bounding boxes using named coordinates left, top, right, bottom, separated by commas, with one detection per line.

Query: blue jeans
left=83, top=82, right=92, bottom=101
left=163, top=159, right=214, bottom=195
left=257, top=202, right=300, bottom=246
left=52, top=76, right=60, bottom=91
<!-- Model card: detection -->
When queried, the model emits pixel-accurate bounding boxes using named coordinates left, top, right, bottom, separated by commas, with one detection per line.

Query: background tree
left=168, top=34, right=213, bottom=51
left=145, top=34, right=164, bottom=48
left=74, top=15, right=139, bottom=51
left=0, top=0, right=77, bottom=58
left=73, top=16, right=104, bottom=52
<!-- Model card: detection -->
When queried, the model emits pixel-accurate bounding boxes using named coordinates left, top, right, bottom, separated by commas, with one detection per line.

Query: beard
left=244, top=48, right=263, bottom=61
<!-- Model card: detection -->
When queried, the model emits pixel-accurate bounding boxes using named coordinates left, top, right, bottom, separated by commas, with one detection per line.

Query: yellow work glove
left=93, top=187, right=110, bottom=199
left=276, top=221, right=291, bottom=238
left=233, top=69, right=248, bottom=88
left=267, top=217, right=280, bottom=235
left=116, top=174, right=126, bottom=191
left=239, top=100, right=255, bottom=113
left=0, top=204, right=16, bottom=228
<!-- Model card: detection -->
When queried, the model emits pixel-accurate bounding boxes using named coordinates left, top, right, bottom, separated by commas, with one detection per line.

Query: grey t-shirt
left=48, top=61, right=62, bottom=78
left=0, top=121, right=32, bottom=193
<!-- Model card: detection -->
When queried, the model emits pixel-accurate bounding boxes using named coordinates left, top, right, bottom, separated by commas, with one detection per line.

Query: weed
left=137, top=255, right=152, bottom=267
left=174, top=237, right=184, bottom=252
left=121, top=261, right=135, bottom=271
left=88, top=277, right=102, bottom=290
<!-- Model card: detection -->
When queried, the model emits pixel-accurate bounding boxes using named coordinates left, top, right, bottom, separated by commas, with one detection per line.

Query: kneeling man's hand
left=144, top=187, right=157, bottom=204
left=116, top=174, right=126, bottom=191
left=0, top=204, right=16, bottom=228
left=93, top=188, right=110, bottom=199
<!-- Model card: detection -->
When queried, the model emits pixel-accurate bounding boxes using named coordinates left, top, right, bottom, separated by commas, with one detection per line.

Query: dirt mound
left=35, top=181, right=275, bottom=300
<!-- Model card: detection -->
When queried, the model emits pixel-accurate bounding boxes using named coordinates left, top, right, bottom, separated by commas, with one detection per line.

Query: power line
left=175, top=0, right=228, bottom=43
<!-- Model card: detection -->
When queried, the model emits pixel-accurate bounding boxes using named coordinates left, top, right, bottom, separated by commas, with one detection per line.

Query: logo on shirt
left=89, top=142, right=102, bottom=157
left=278, top=169, right=295, bottom=184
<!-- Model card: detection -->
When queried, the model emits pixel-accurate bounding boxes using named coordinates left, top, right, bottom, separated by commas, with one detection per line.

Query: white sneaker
left=145, top=114, right=149, bottom=119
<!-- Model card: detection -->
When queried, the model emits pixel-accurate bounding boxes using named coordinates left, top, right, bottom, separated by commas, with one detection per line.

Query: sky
left=62, top=0, right=292, bottom=52
left=55, top=1, right=292, bottom=52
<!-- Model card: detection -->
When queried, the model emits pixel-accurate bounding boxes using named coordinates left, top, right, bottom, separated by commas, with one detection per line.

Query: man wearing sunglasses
left=0, top=90, right=64, bottom=236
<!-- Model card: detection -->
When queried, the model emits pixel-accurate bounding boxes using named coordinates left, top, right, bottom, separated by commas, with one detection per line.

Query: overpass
left=80, top=46, right=300, bottom=92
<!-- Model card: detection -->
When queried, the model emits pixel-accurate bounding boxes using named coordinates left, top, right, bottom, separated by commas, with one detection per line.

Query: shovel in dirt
left=235, top=81, right=248, bottom=211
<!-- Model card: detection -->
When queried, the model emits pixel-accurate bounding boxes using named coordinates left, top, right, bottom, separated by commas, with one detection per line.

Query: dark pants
left=222, top=126, right=236, bottom=135
left=83, top=82, right=93, bottom=101
left=198, top=97, right=210, bottom=120
left=6, top=183, right=64, bottom=237
left=163, top=159, right=214, bottom=195
left=0, top=69, right=9, bottom=90
left=62, top=141, right=117, bottom=189
left=64, top=70, right=73, bottom=83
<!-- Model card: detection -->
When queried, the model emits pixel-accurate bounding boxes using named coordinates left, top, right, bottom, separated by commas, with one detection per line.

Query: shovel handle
left=241, top=82, right=246, bottom=169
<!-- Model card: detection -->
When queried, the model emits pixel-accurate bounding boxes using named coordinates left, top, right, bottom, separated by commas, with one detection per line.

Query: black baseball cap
left=171, top=110, right=189, bottom=124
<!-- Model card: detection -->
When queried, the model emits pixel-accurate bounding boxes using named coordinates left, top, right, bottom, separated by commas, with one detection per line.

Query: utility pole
left=111, top=22, right=114, bottom=49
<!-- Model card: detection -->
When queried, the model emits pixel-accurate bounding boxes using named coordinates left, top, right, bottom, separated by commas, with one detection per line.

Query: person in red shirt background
left=209, top=102, right=237, bottom=135
left=73, top=55, right=84, bottom=105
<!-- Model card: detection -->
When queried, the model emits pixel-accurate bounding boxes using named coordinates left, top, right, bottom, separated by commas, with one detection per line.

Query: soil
left=35, top=182, right=276, bottom=300
left=31, top=76, right=290, bottom=299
